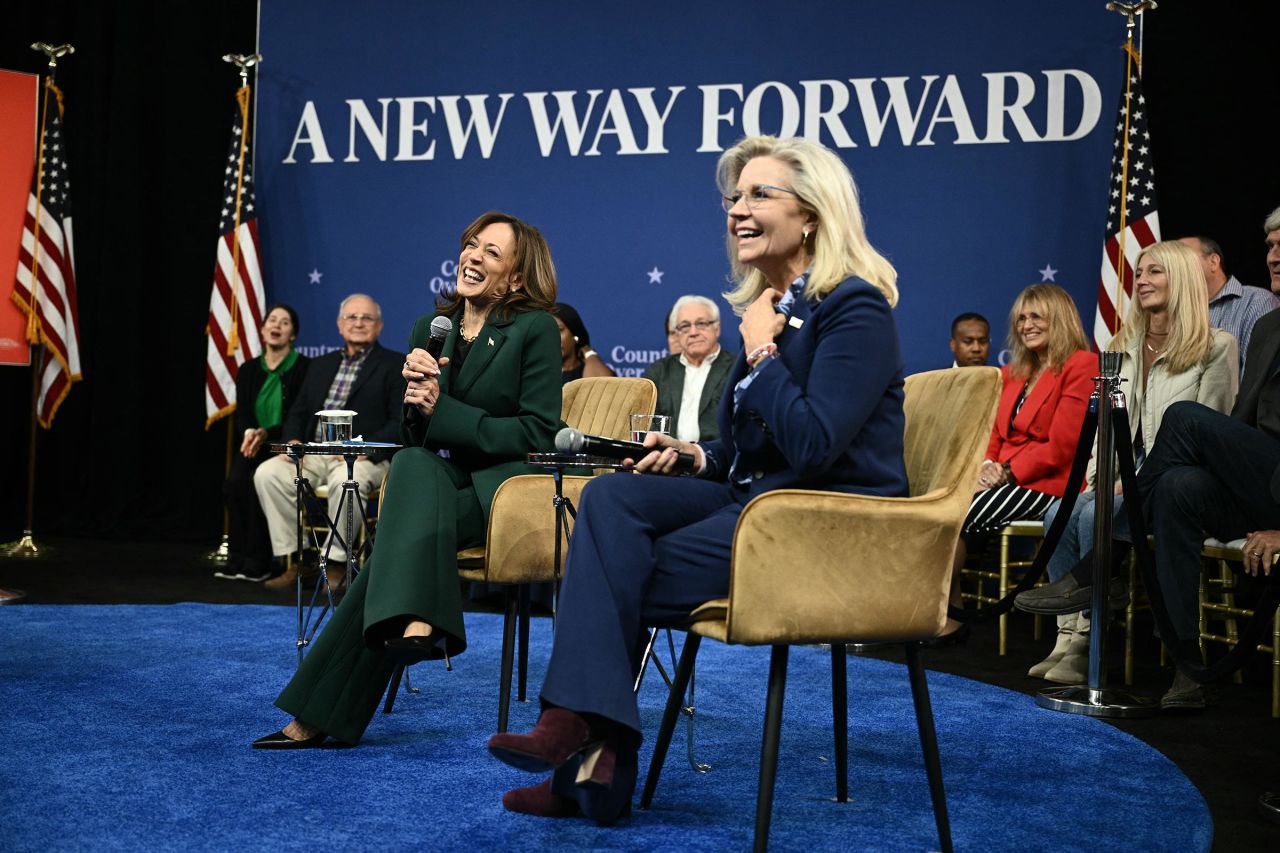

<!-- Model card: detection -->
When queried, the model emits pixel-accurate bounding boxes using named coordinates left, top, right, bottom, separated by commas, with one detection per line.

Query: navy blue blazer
left=700, top=276, right=908, bottom=499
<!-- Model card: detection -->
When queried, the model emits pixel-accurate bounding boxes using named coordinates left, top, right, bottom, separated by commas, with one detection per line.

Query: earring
left=802, top=228, right=811, bottom=242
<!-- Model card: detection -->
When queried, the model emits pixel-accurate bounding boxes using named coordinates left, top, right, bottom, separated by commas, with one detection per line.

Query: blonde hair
left=716, top=135, right=897, bottom=312
left=1006, top=284, right=1089, bottom=379
left=1110, top=241, right=1213, bottom=374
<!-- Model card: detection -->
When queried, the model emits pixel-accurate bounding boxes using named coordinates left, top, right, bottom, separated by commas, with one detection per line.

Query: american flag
left=12, top=79, right=81, bottom=429
left=1094, top=46, right=1160, bottom=350
left=205, top=85, right=265, bottom=428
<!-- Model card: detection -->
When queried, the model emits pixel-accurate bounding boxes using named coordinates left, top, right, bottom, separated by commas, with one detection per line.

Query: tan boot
left=1028, top=613, right=1076, bottom=678
left=324, top=561, right=347, bottom=592
left=264, top=555, right=316, bottom=591
left=263, top=563, right=296, bottom=591
left=1044, top=613, right=1090, bottom=684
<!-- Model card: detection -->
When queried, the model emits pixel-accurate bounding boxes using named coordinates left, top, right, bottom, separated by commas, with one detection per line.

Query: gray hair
left=338, top=293, right=382, bottom=319
left=1265, top=206, right=1280, bottom=234
left=667, top=294, right=720, bottom=330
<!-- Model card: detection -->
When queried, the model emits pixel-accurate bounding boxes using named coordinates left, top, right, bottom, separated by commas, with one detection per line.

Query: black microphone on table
left=405, top=315, right=453, bottom=420
left=554, top=427, right=698, bottom=474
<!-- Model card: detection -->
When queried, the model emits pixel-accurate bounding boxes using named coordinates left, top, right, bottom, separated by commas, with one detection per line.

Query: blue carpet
left=0, top=604, right=1210, bottom=851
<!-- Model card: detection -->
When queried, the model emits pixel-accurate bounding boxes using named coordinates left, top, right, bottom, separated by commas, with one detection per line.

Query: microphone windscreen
left=429, top=315, right=452, bottom=339
left=555, top=427, right=584, bottom=453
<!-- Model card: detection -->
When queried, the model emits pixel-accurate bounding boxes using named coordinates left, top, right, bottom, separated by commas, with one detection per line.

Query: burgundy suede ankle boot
left=487, top=707, right=595, bottom=774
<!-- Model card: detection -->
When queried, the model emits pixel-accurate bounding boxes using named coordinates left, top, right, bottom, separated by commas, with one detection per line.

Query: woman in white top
left=1028, top=239, right=1238, bottom=683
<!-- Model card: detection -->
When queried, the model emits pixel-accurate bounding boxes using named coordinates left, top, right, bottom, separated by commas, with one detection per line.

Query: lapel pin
left=788, top=316, right=804, bottom=329
left=487, top=337, right=495, bottom=346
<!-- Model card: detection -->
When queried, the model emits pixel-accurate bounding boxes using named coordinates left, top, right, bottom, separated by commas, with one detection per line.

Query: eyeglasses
left=674, top=319, right=718, bottom=335
left=721, top=184, right=798, bottom=213
left=341, top=313, right=378, bottom=324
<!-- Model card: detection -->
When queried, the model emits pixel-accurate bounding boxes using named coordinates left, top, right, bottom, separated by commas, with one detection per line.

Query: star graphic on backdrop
left=309, top=269, right=323, bottom=284
left=647, top=266, right=664, bottom=285
left=1038, top=264, right=1058, bottom=282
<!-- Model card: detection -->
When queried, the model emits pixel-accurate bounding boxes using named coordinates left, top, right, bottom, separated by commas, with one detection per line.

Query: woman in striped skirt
left=941, top=284, right=1095, bottom=641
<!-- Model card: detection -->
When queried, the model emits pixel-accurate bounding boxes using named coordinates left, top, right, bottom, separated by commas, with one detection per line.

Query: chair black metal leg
left=382, top=664, right=405, bottom=714
left=830, top=643, right=848, bottom=803
left=905, top=642, right=953, bottom=853
left=517, top=584, right=531, bottom=702
left=639, top=632, right=701, bottom=809
left=497, top=591, right=518, bottom=733
left=754, top=644, right=789, bottom=853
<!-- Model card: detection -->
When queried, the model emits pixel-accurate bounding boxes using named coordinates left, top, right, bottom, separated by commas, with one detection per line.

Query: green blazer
left=400, top=307, right=562, bottom=518
left=642, top=347, right=737, bottom=441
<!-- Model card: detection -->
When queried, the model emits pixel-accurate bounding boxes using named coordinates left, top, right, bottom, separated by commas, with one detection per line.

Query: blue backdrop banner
left=255, top=0, right=1122, bottom=375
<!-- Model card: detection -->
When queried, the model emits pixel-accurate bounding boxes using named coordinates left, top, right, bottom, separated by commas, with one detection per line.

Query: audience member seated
left=253, top=293, right=404, bottom=591
left=216, top=303, right=311, bottom=582
left=554, top=302, right=615, bottom=382
left=1176, top=234, right=1278, bottom=377
left=1019, top=206, right=1280, bottom=711
left=252, top=212, right=562, bottom=749
left=642, top=295, right=737, bottom=441
left=942, top=284, right=1094, bottom=641
left=949, top=311, right=991, bottom=367
left=1025, top=241, right=1238, bottom=684
left=486, top=134, right=906, bottom=824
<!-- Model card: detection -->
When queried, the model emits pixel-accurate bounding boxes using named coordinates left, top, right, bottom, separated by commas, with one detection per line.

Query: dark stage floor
left=2, top=537, right=1277, bottom=851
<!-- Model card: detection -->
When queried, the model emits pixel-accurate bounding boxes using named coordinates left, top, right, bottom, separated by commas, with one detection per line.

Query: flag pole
left=203, top=53, right=261, bottom=562
left=3, top=344, right=46, bottom=558
left=3, top=43, right=74, bottom=559
left=202, top=417, right=232, bottom=560
left=1104, top=1, right=1156, bottom=337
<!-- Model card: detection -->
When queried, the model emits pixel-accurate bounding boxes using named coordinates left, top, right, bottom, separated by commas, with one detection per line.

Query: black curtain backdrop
left=0, top=3, right=1277, bottom=544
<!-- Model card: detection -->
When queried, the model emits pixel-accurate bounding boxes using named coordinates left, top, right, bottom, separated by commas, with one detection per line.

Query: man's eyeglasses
left=341, top=313, right=378, bottom=324
left=675, top=319, right=718, bottom=335
left=721, top=184, right=798, bottom=213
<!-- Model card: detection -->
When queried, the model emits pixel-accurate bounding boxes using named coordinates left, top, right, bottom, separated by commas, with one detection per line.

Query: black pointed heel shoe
left=252, top=728, right=327, bottom=749
left=384, top=633, right=452, bottom=671
left=922, top=623, right=971, bottom=648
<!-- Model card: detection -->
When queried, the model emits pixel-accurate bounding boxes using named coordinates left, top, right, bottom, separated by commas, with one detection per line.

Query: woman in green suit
left=253, top=211, right=562, bottom=748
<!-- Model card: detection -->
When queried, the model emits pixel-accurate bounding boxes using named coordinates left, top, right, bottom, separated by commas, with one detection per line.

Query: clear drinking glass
left=630, top=413, right=671, bottom=444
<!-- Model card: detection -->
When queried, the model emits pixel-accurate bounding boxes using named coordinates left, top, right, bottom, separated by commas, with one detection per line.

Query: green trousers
left=275, top=448, right=486, bottom=744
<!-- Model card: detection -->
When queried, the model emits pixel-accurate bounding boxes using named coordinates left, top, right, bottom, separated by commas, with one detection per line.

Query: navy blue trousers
left=540, top=472, right=750, bottom=735
left=1138, top=401, right=1280, bottom=640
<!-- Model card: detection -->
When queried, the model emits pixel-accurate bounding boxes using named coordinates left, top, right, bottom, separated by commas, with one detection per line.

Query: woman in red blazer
left=942, top=283, right=1094, bottom=640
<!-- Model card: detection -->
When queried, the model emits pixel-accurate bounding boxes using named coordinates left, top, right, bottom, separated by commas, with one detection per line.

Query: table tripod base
left=1036, top=685, right=1157, bottom=718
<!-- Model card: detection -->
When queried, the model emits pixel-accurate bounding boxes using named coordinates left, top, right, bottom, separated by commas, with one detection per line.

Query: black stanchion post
left=1038, top=351, right=1156, bottom=717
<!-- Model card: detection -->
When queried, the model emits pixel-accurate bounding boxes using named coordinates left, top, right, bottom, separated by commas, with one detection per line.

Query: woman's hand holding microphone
left=403, top=348, right=449, bottom=416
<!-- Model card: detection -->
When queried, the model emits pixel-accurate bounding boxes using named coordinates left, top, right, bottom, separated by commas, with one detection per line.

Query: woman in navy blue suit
left=487, top=135, right=908, bottom=824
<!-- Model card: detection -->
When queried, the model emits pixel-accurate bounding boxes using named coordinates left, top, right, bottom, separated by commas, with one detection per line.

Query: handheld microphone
left=425, top=315, right=452, bottom=360
left=554, top=427, right=698, bottom=474
left=405, top=316, right=453, bottom=420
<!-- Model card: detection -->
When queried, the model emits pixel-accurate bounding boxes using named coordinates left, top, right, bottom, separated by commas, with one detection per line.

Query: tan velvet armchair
left=640, top=366, right=1001, bottom=853
left=383, top=376, right=658, bottom=730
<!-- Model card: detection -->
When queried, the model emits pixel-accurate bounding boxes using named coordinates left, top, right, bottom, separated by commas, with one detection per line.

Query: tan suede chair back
left=561, top=376, right=658, bottom=440
left=703, top=366, right=1001, bottom=646
left=473, top=376, right=657, bottom=584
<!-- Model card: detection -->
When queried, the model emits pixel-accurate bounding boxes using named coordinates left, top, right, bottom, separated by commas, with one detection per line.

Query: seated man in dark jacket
left=254, top=293, right=404, bottom=589
left=642, top=295, right=736, bottom=441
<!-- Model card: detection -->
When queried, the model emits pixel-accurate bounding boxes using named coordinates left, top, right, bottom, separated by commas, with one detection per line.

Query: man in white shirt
left=642, top=295, right=736, bottom=441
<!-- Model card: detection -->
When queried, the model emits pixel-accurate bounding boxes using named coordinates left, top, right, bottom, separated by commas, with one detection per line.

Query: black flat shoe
left=252, top=728, right=327, bottom=749
left=385, top=634, right=452, bottom=670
